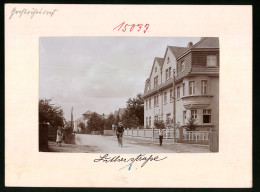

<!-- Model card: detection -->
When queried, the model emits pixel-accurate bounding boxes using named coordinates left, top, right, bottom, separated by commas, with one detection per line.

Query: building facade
left=143, top=37, right=219, bottom=132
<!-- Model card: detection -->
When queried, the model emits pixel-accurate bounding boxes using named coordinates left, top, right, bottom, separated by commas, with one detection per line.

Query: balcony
left=182, top=95, right=213, bottom=109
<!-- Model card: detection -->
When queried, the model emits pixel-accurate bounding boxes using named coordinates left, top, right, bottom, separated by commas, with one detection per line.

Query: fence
left=124, top=128, right=211, bottom=144
left=124, top=128, right=174, bottom=140
left=182, top=130, right=210, bottom=142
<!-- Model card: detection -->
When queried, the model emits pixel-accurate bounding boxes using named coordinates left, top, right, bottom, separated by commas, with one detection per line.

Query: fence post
left=179, top=127, right=183, bottom=143
left=153, top=128, right=155, bottom=141
left=210, top=129, right=219, bottom=152
left=196, top=132, right=197, bottom=142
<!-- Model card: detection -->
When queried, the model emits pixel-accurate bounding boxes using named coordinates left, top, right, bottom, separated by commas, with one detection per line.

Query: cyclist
left=116, top=122, right=124, bottom=146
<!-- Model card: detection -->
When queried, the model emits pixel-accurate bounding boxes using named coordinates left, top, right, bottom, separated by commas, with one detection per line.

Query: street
left=49, top=134, right=210, bottom=153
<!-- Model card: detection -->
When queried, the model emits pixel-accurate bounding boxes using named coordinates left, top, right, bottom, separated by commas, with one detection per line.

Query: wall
left=103, top=130, right=116, bottom=136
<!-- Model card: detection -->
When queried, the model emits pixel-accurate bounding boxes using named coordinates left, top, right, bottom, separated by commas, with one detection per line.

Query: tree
left=154, top=119, right=166, bottom=129
left=78, top=122, right=85, bottom=133
left=121, top=109, right=139, bottom=128
left=87, top=112, right=105, bottom=132
left=104, top=113, right=115, bottom=130
left=39, top=98, right=65, bottom=127
left=125, top=93, right=144, bottom=126
left=186, top=117, right=198, bottom=131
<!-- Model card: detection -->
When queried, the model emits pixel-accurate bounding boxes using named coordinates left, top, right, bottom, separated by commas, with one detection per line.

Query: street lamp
left=173, top=69, right=176, bottom=142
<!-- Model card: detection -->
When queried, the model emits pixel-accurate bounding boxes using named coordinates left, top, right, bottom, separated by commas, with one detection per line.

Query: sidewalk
left=48, top=141, right=100, bottom=153
left=123, top=136, right=210, bottom=153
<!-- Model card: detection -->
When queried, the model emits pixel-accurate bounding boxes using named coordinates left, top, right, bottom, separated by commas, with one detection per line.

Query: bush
left=154, top=120, right=165, bottom=129
left=186, top=117, right=198, bottom=131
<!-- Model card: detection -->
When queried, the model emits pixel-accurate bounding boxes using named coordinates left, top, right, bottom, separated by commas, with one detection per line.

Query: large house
left=74, top=110, right=107, bottom=132
left=143, top=37, right=219, bottom=132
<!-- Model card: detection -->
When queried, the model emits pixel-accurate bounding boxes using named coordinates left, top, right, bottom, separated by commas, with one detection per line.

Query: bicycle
left=118, top=133, right=123, bottom=147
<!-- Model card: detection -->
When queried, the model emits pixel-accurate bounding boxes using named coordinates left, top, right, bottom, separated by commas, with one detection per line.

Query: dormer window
left=181, top=61, right=185, bottom=72
left=207, top=55, right=217, bottom=67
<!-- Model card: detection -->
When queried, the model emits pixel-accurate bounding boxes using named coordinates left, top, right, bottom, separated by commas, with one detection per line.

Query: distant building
left=143, top=37, right=219, bottom=132
left=114, top=108, right=126, bottom=119
left=74, top=110, right=107, bottom=132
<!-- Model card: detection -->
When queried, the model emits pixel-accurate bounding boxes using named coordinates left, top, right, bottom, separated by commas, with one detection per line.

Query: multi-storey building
left=143, top=37, right=219, bottom=132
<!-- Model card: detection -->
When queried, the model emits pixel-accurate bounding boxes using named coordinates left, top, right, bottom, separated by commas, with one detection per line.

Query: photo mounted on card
left=39, top=36, right=219, bottom=154
left=5, top=4, right=252, bottom=188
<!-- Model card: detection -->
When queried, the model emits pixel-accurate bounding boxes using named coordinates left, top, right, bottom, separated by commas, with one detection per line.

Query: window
left=170, top=89, right=173, bottom=102
left=146, top=100, right=148, bottom=110
left=149, top=117, right=151, bottom=126
left=169, top=67, right=172, bottom=79
left=167, top=57, right=170, bottom=63
left=191, top=110, right=197, bottom=119
left=155, top=115, right=158, bottom=123
left=183, top=82, right=185, bottom=96
left=207, top=55, right=217, bottom=67
left=203, top=110, right=211, bottom=123
left=154, top=95, right=159, bottom=107
left=189, top=81, right=195, bottom=95
left=166, top=113, right=171, bottom=124
left=154, top=76, right=158, bottom=87
left=146, top=117, right=148, bottom=127
left=149, top=98, right=151, bottom=109
left=181, top=61, right=185, bottom=72
left=155, top=67, right=157, bottom=73
left=183, top=111, right=186, bottom=124
left=177, top=86, right=180, bottom=99
left=201, top=80, right=207, bottom=94
left=166, top=69, right=168, bottom=81
left=164, top=92, right=167, bottom=104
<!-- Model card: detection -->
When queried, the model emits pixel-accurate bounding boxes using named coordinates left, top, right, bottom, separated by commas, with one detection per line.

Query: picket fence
left=124, top=128, right=210, bottom=142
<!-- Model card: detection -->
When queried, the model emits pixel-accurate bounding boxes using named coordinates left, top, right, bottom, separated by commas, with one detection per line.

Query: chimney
left=187, top=42, right=193, bottom=48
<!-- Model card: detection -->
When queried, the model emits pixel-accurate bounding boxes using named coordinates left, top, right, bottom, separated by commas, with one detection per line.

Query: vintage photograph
left=39, top=36, right=219, bottom=153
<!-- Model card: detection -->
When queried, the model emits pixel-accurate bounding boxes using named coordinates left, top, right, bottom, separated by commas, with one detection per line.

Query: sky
left=39, top=36, right=201, bottom=121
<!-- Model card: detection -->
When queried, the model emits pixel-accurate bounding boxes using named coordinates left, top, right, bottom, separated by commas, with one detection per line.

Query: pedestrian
left=56, top=126, right=63, bottom=146
left=159, top=127, right=163, bottom=146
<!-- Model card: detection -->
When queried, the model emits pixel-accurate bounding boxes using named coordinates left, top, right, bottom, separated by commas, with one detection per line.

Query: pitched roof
left=83, top=110, right=93, bottom=115
left=194, top=37, right=219, bottom=49
left=154, top=57, right=164, bottom=68
left=168, top=46, right=188, bottom=58
left=148, top=57, right=164, bottom=79
left=177, top=37, right=219, bottom=60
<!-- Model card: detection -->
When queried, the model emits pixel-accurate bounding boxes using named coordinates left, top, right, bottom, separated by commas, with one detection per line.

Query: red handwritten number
left=123, top=24, right=131, bottom=32
left=113, top=22, right=125, bottom=31
left=130, top=24, right=135, bottom=32
left=137, top=24, right=143, bottom=32
left=144, top=24, right=149, bottom=33
left=113, top=22, right=149, bottom=33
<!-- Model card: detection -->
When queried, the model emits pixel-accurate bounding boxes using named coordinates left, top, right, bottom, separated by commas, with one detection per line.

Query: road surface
left=73, top=134, right=209, bottom=153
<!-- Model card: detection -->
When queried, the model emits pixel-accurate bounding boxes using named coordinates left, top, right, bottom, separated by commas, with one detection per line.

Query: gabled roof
left=168, top=46, right=188, bottom=58
left=155, top=57, right=164, bottom=67
left=177, top=37, right=219, bottom=60
left=83, top=110, right=93, bottom=115
left=194, top=37, right=219, bottom=49
left=148, top=57, right=164, bottom=79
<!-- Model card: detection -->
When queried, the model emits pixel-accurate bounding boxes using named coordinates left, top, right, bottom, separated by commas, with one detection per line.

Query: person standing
left=159, top=127, right=164, bottom=146
left=56, top=126, right=63, bottom=146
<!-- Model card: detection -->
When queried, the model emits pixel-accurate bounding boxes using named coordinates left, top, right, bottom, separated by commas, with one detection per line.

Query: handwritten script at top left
left=9, top=7, right=58, bottom=19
